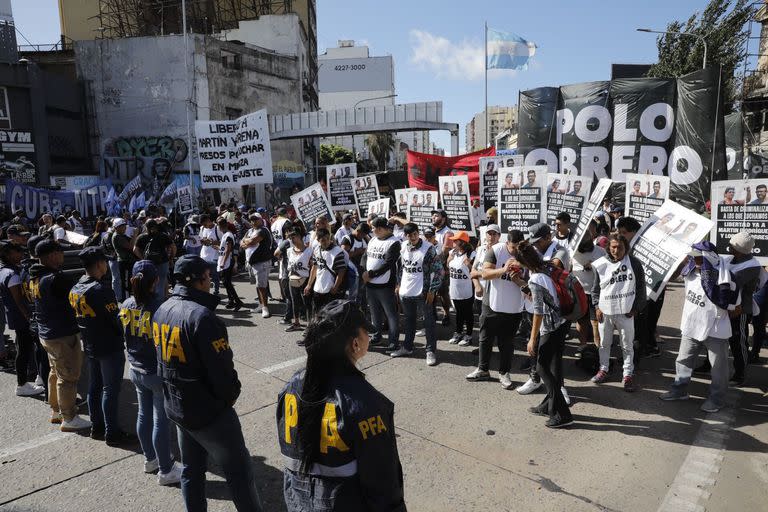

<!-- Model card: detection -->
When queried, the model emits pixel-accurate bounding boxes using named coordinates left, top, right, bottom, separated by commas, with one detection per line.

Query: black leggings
left=453, top=297, right=475, bottom=335
left=536, top=322, right=571, bottom=422
left=14, top=327, right=35, bottom=386
left=221, top=265, right=242, bottom=306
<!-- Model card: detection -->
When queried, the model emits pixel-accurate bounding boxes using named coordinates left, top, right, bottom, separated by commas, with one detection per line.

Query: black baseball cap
left=527, top=223, right=551, bottom=243
left=78, top=246, right=107, bottom=266
left=173, top=255, right=210, bottom=283
left=35, top=239, right=64, bottom=257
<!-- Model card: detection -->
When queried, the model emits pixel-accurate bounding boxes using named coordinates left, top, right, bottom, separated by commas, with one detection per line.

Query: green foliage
left=319, top=144, right=354, bottom=166
left=365, top=133, right=396, bottom=173
left=646, top=0, right=752, bottom=110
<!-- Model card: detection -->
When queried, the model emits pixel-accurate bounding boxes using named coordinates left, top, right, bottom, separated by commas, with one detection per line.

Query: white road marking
left=257, top=356, right=306, bottom=374
left=0, top=431, right=69, bottom=459
left=657, top=390, right=739, bottom=512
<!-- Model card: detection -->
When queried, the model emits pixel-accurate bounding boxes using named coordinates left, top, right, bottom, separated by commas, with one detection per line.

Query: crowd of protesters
left=0, top=189, right=766, bottom=510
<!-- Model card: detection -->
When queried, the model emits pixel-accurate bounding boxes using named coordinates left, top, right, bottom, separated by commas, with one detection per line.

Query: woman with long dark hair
left=119, top=260, right=182, bottom=485
left=515, top=241, right=573, bottom=428
left=277, top=300, right=406, bottom=511
left=84, top=220, right=108, bottom=247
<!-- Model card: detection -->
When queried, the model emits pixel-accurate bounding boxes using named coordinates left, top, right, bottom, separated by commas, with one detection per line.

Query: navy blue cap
left=315, top=299, right=375, bottom=333
left=132, top=259, right=159, bottom=287
left=78, top=246, right=107, bottom=265
left=35, top=239, right=64, bottom=257
left=173, top=255, right=210, bottom=283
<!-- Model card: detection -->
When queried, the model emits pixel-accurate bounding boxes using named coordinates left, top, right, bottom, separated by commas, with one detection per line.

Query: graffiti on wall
left=101, top=135, right=188, bottom=201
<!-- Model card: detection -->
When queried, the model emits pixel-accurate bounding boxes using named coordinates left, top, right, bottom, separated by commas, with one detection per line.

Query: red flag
left=407, top=148, right=496, bottom=197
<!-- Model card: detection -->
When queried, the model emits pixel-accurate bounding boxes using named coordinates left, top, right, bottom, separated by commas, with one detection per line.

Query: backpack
left=547, top=266, right=588, bottom=321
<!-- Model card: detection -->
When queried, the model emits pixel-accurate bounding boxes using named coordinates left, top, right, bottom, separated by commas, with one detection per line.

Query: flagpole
left=484, top=21, right=488, bottom=149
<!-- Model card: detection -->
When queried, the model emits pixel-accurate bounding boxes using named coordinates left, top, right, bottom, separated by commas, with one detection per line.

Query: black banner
left=518, top=87, right=559, bottom=171
left=724, top=112, right=744, bottom=180
left=558, top=81, right=611, bottom=181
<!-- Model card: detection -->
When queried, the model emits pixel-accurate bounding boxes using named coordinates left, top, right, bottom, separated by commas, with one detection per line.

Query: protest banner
left=394, top=187, right=416, bottom=213
left=407, top=148, right=495, bottom=196
left=291, top=183, right=334, bottom=227
left=117, top=174, right=142, bottom=206
left=479, top=155, right=524, bottom=210
left=568, top=178, right=613, bottom=253
left=710, top=178, right=768, bottom=263
left=368, top=198, right=391, bottom=218
left=5, top=179, right=76, bottom=218
left=517, top=69, right=728, bottom=212
left=545, top=174, right=592, bottom=230
left=407, top=190, right=438, bottom=232
left=631, top=200, right=714, bottom=300
left=352, top=175, right=380, bottom=219
left=177, top=185, right=194, bottom=214
left=624, top=174, right=670, bottom=222
left=195, top=109, right=273, bottom=188
left=65, top=230, right=89, bottom=246
left=327, top=163, right=357, bottom=210
left=438, top=175, right=474, bottom=232
left=73, top=179, right=113, bottom=218
left=497, top=166, right=547, bottom=233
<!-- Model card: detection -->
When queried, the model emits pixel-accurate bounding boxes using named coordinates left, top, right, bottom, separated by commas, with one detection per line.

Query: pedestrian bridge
left=268, top=101, right=459, bottom=155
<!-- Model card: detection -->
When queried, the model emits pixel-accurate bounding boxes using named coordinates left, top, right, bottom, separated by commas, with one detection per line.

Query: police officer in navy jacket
left=152, top=254, right=262, bottom=512
left=277, top=300, right=406, bottom=511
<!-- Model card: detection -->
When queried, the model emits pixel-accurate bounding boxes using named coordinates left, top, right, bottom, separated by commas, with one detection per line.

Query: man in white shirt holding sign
left=590, top=233, right=646, bottom=392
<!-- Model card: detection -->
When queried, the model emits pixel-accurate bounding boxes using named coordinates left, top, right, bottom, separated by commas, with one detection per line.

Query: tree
left=319, top=144, right=354, bottom=166
left=365, top=133, right=396, bottom=172
left=646, top=0, right=752, bottom=111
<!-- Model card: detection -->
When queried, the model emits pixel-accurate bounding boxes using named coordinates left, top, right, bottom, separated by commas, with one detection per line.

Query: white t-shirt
left=334, top=226, right=351, bottom=246
left=365, top=235, right=399, bottom=285
left=593, top=254, right=636, bottom=315
left=68, top=216, right=84, bottom=235
left=681, top=271, right=733, bottom=340
left=200, top=226, right=222, bottom=263
left=486, top=242, right=524, bottom=314
left=287, top=245, right=312, bottom=279
left=571, top=246, right=605, bottom=292
left=434, top=226, right=453, bottom=254
left=53, top=226, right=67, bottom=241
left=399, top=240, right=432, bottom=298
left=313, top=245, right=345, bottom=294
left=272, top=217, right=290, bottom=244
left=448, top=249, right=474, bottom=300
left=473, top=244, right=490, bottom=300
left=217, top=232, right=235, bottom=270
left=184, top=223, right=202, bottom=249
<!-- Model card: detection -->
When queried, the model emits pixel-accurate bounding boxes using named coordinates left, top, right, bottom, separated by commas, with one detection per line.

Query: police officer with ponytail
left=152, top=254, right=261, bottom=512
left=277, top=299, right=406, bottom=511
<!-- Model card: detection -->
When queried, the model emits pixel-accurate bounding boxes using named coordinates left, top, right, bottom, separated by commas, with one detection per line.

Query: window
left=221, top=51, right=242, bottom=70
left=225, top=107, right=243, bottom=120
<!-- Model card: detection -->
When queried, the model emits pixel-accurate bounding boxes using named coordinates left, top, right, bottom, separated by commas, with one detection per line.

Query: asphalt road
left=0, top=274, right=766, bottom=512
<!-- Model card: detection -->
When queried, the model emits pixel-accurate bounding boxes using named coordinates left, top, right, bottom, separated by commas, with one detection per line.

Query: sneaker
left=60, top=415, right=92, bottom=432
left=659, top=389, right=689, bottom=401
left=105, top=430, right=136, bottom=447
left=499, top=372, right=514, bottom=390
left=448, top=332, right=462, bottom=344
left=642, top=346, right=662, bottom=358
left=261, top=307, right=271, bottom=319
left=426, top=351, right=437, bottom=366
left=516, top=378, right=542, bottom=395
left=144, top=458, right=160, bottom=474
left=700, top=400, right=722, bottom=413
left=458, top=335, right=472, bottom=347
left=278, top=318, right=291, bottom=325
left=623, top=375, right=635, bottom=393
left=157, top=462, right=183, bottom=486
left=415, top=329, right=426, bottom=337
left=233, top=304, right=249, bottom=313
left=528, top=406, right=547, bottom=416
left=16, top=382, right=45, bottom=397
left=50, top=411, right=63, bottom=424
left=34, top=375, right=45, bottom=387
left=545, top=417, right=574, bottom=429
left=285, top=324, right=303, bottom=332
left=385, top=343, right=398, bottom=353
left=390, top=347, right=413, bottom=358
left=561, top=386, right=571, bottom=406
left=465, top=368, right=490, bottom=381
left=591, top=370, right=609, bottom=384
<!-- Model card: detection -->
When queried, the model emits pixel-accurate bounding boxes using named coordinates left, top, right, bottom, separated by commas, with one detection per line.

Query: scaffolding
left=92, top=0, right=295, bottom=39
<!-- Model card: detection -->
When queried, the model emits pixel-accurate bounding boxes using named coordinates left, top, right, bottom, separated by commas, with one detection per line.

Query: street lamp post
left=351, top=94, right=398, bottom=160
left=637, top=28, right=707, bottom=70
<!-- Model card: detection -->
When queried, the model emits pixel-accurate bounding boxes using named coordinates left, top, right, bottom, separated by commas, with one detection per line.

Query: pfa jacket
left=69, top=275, right=124, bottom=357
left=28, top=263, right=78, bottom=340
left=152, top=285, right=240, bottom=430
left=277, top=370, right=406, bottom=512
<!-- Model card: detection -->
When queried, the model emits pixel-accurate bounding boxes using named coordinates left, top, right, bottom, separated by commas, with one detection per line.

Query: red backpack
left=547, top=266, right=588, bottom=321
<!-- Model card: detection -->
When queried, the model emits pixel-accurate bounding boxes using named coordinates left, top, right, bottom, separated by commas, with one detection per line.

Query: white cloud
left=409, top=29, right=518, bottom=81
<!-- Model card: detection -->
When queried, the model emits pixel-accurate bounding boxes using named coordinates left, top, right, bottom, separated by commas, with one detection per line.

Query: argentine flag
left=486, top=28, right=536, bottom=70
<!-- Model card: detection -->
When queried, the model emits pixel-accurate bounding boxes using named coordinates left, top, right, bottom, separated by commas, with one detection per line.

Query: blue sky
left=11, top=0, right=755, bottom=154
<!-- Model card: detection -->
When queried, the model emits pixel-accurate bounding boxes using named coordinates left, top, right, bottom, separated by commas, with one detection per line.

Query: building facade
left=465, top=105, right=517, bottom=152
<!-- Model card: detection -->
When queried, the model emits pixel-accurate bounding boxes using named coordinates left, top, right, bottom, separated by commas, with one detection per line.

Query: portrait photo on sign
left=546, top=174, right=589, bottom=197
left=710, top=178, right=768, bottom=262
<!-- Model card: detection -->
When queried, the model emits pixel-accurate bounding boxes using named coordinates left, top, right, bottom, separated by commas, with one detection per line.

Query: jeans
left=41, top=335, right=83, bottom=421
left=670, top=335, right=729, bottom=407
left=14, top=327, right=36, bottom=386
left=401, top=295, right=437, bottom=353
left=478, top=306, right=522, bottom=374
left=156, top=261, right=169, bottom=300
left=108, top=259, right=123, bottom=301
left=598, top=313, right=635, bottom=377
left=367, top=286, right=400, bottom=347
left=87, top=350, right=125, bottom=436
left=536, top=322, right=572, bottom=422
left=178, top=407, right=262, bottom=512
left=206, top=261, right=220, bottom=295
left=130, top=369, right=174, bottom=473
